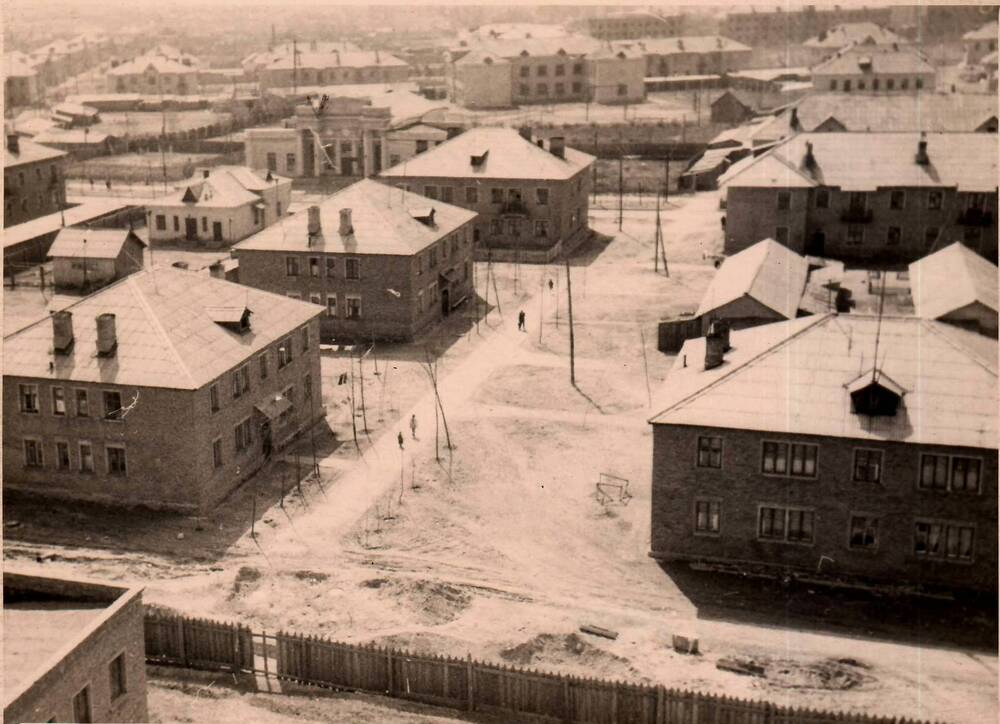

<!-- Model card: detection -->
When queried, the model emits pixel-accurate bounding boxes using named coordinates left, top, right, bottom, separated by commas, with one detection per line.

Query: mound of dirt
left=720, top=655, right=874, bottom=691
left=499, top=633, right=648, bottom=682
left=359, top=577, right=472, bottom=625
left=230, top=566, right=262, bottom=597
left=293, top=570, right=329, bottom=584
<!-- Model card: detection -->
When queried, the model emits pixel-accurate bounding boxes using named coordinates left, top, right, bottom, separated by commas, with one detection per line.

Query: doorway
left=213, top=221, right=223, bottom=242
left=441, top=288, right=450, bottom=317
left=807, top=230, right=825, bottom=256
left=185, top=217, right=198, bottom=241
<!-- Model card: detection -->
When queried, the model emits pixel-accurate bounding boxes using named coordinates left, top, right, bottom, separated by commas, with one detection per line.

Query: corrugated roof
left=696, top=238, right=809, bottom=320
left=380, top=126, right=593, bottom=181
left=2, top=267, right=322, bottom=390
left=909, top=242, right=999, bottom=322
left=14, top=117, right=60, bottom=137
left=234, top=178, right=477, bottom=257
left=48, top=228, right=146, bottom=260
left=650, top=314, right=998, bottom=449
left=454, top=49, right=511, bottom=66
left=722, top=132, right=997, bottom=192
left=812, top=47, right=935, bottom=76
left=803, top=22, right=906, bottom=49
left=4, top=137, right=67, bottom=168
left=729, top=67, right=811, bottom=82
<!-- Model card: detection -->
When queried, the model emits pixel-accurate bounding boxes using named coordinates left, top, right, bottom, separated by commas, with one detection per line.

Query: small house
left=48, top=228, right=146, bottom=291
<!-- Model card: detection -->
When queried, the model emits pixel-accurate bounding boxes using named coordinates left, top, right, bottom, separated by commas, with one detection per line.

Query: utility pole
left=292, top=37, right=299, bottom=96
left=591, top=129, right=598, bottom=205
left=654, top=192, right=668, bottom=276
left=617, top=132, right=624, bottom=232
left=565, top=255, right=575, bottom=385
left=664, top=148, right=670, bottom=202
left=538, top=272, right=544, bottom=344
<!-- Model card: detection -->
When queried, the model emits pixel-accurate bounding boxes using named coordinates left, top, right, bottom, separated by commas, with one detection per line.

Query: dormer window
left=408, top=207, right=436, bottom=226
left=207, top=306, right=252, bottom=334
left=470, top=150, right=489, bottom=167
left=847, top=370, right=904, bottom=417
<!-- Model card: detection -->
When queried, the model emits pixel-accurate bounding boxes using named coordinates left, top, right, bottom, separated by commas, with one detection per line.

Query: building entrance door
left=213, top=222, right=223, bottom=241
left=441, top=288, right=450, bottom=317
left=185, top=218, right=198, bottom=241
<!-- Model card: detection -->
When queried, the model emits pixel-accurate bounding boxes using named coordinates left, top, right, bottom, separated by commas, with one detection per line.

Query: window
left=573, top=62, right=583, bottom=74
left=286, top=152, right=296, bottom=173
left=389, top=154, right=401, bottom=166
left=286, top=256, right=300, bottom=276
left=490, top=219, right=502, bottom=235
left=886, top=78, right=894, bottom=90
left=234, top=417, right=253, bottom=452
left=429, top=246, right=438, bottom=267
left=776, top=191, right=790, bottom=210
left=417, top=289, right=424, bottom=312
left=301, top=325, right=310, bottom=351
left=537, top=64, right=548, bottom=76
left=815, top=188, right=829, bottom=209
left=853, top=449, right=883, bottom=483
left=277, top=336, right=293, bottom=368
left=915, top=77, right=923, bottom=90
left=103, top=390, right=123, bottom=420
left=915, top=521, right=974, bottom=561
left=466, top=186, right=478, bottom=203
left=309, top=292, right=321, bottom=306
left=284, top=385, right=295, bottom=405
left=572, top=81, right=582, bottom=93
left=213, top=438, right=223, bottom=468
left=340, top=141, right=352, bottom=155
left=694, top=500, right=720, bottom=534
left=346, top=295, right=362, bottom=319
left=210, top=383, right=220, bottom=412
left=924, top=227, right=939, bottom=248
left=19, top=384, right=39, bottom=413
left=697, top=436, right=723, bottom=468
left=829, top=79, right=838, bottom=90
left=519, top=66, right=530, bottom=78
left=889, top=190, right=905, bottom=210
left=491, top=188, right=504, bottom=204
left=758, top=505, right=814, bottom=544
left=24, top=439, right=44, bottom=468
left=326, top=294, right=338, bottom=317
left=55, top=440, right=71, bottom=470
left=106, top=445, right=127, bottom=475
left=79, top=442, right=94, bottom=473
left=536, top=83, right=548, bottom=96
left=873, top=78, right=880, bottom=90
left=900, top=78, right=909, bottom=90
left=846, top=225, right=864, bottom=245
left=232, top=364, right=250, bottom=398
left=309, top=257, right=320, bottom=277
left=762, top=441, right=817, bottom=477
left=325, top=257, right=336, bottom=277
left=843, top=79, right=851, bottom=92
left=920, top=454, right=981, bottom=494
left=535, top=188, right=549, bottom=205
left=304, top=372, right=312, bottom=398
left=519, top=83, right=529, bottom=96
left=617, top=84, right=627, bottom=96
left=441, top=186, right=453, bottom=203
left=887, top=226, right=901, bottom=245
left=345, top=257, right=360, bottom=280
left=858, top=80, right=866, bottom=90
left=775, top=226, right=789, bottom=244
left=967, top=192, right=987, bottom=212
left=849, top=515, right=879, bottom=550
left=155, top=214, right=166, bottom=230
left=424, top=185, right=438, bottom=200
left=534, top=220, right=549, bottom=238
left=555, top=64, right=565, bottom=76
left=259, top=352, right=268, bottom=379
left=73, top=686, right=92, bottom=724
left=507, top=218, right=520, bottom=235
left=202, top=217, right=207, bottom=232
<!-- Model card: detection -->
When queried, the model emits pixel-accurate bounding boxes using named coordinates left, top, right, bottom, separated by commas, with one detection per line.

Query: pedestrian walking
left=409, top=413, right=418, bottom=439
left=105, top=178, right=112, bottom=191
left=518, top=310, right=526, bottom=332
left=548, top=279, right=554, bottom=291
left=397, top=431, right=404, bottom=450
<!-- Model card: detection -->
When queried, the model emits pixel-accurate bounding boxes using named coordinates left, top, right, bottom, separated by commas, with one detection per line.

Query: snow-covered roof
left=909, top=243, right=999, bottom=322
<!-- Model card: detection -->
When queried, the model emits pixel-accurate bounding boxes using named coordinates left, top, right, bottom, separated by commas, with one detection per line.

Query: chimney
left=339, top=208, right=353, bottom=236
left=550, top=136, right=565, bottom=159
left=6, top=132, right=19, bottom=154
left=704, top=329, right=726, bottom=370
left=208, top=261, right=225, bottom=278
left=536, top=139, right=544, bottom=148
left=915, top=134, right=929, bottom=165
left=51, top=310, right=74, bottom=354
left=709, top=319, right=731, bottom=351
left=789, top=107, right=800, bottom=130
left=202, top=168, right=210, bottom=178
left=803, top=140, right=816, bottom=169
left=307, top=205, right=322, bottom=238
left=96, top=313, right=117, bottom=357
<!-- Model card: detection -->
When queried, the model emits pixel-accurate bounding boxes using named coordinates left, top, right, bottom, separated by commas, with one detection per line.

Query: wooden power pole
left=565, top=255, right=575, bottom=385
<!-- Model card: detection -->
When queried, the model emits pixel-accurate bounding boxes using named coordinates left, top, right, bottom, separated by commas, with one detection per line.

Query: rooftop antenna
left=870, top=270, right=887, bottom=384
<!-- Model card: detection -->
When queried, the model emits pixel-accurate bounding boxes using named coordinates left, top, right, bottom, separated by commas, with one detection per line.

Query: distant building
left=963, top=21, right=998, bottom=65
left=800, top=22, right=909, bottom=65
left=258, top=50, right=411, bottom=90
left=4, top=52, right=40, bottom=109
left=461, top=23, right=570, bottom=42
left=3, top=131, right=67, bottom=228
left=3, top=267, right=324, bottom=512
left=48, top=228, right=146, bottom=291
left=721, top=132, right=998, bottom=264
left=234, top=178, right=477, bottom=342
left=811, top=46, right=936, bottom=94
left=586, top=46, right=646, bottom=105
left=579, top=10, right=685, bottom=40
left=4, top=568, right=148, bottom=724
left=722, top=5, right=892, bottom=47
left=380, top=127, right=594, bottom=262
left=449, top=51, right=512, bottom=109
left=145, top=166, right=292, bottom=247
left=909, top=242, right=998, bottom=337
left=241, top=40, right=361, bottom=78
left=107, top=54, right=200, bottom=95
left=616, top=36, right=753, bottom=77
left=709, top=90, right=756, bottom=125
left=52, top=102, right=101, bottom=128
left=30, top=129, right=116, bottom=159
left=650, top=313, right=998, bottom=594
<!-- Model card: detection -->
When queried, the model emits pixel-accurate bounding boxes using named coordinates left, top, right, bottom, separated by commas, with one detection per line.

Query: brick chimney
left=536, top=139, right=544, bottom=148
left=339, top=208, right=353, bottom=236
left=202, top=168, right=210, bottom=178
left=549, top=136, right=565, bottom=159
left=307, top=205, right=322, bottom=238
left=6, top=132, right=19, bottom=154
left=709, top=318, right=731, bottom=352
left=803, top=140, right=816, bottom=169
left=208, top=261, right=225, bottom=278
left=96, top=313, right=117, bottom=357
left=915, top=134, right=929, bottom=165
left=52, top=310, right=74, bottom=354
left=704, top=325, right=726, bottom=370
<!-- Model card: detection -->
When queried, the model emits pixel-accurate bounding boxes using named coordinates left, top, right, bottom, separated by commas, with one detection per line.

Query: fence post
left=387, top=648, right=394, bottom=695
left=656, top=685, right=665, bottom=724
left=563, top=676, right=571, bottom=723
left=176, top=616, right=187, bottom=666
left=262, top=630, right=270, bottom=681
left=466, top=654, right=474, bottom=712
left=611, top=682, right=618, bottom=722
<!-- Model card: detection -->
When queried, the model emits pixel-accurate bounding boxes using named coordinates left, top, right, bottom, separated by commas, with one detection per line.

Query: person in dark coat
left=518, top=310, right=526, bottom=331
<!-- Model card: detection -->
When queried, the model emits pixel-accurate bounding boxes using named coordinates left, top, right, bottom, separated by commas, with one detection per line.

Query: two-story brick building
left=811, top=46, right=936, bottom=94
left=721, top=132, right=998, bottom=265
left=234, top=178, right=477, bottom=342
left=650, top=313, right=998, bottom=593
left=616, top=36, right=753, bottom=78
left=258, top=51, right=411, bottom=90
left=963, top=21, right=998, bottom=65
left=577, top=9, right=685, bottom=40
left=380, top=127, right=594, bottom=262
left=2, top=267, right=323, bottom=513
left=4, top=569, right=147, bottom=724
left=4, top=131, right=67, bottom=228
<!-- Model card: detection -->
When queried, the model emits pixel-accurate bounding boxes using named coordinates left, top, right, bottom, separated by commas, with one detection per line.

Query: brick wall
left=4, top=156, right=67, bottom=228
left=724, top=187, right=810, bottom=255
left=651, top=423, right=998, bottom=591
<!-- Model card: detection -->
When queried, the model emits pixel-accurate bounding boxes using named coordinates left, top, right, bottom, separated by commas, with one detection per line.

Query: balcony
left=839, top=207, right=873, bottom=224
left=957, top=208, right=993, bottom=227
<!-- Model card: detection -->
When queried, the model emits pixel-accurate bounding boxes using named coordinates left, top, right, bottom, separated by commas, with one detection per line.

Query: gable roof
left=908, top=242, right=999, bottom=322
left=461, top=34, right=603, bottom=59
left=107, top=55, right=199, bottom=76
left=650, top=314, right=998, bottom=449
left=722, top=132, right=998, bottom=192
left=380, top=126, right=593, bottom=181
left=777, top=93, right=999, bottom=134
left=3, top=267, right=323, bottom=390
left=696, top=238, right=809, bottom=320
left=618, top=36, right=751, bottom=55
left=48, top=228, right=146, bottom=260
left=153, top=167, right=281, bottom=209
left=264, top=51, right=408, bottom=71
left=803, top=22, right=906, bottom=49
left=234, top=178, right=477, bottom=257
left=4, top=137, right=67, bottom=168
left=812, top=46, right=935, bottom=76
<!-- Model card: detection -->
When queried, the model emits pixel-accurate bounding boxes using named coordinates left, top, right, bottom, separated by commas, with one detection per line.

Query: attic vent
left=858, top=56, right=872, bottom=71
left=409, top=207, right=436, bottom=225
left=470, top=150, right=489, bottom=167
left=181, top=186, right=198, bottom=203
left=848, top=370, right=904, bottom=417
left=207, top=305, right=252, bottom=333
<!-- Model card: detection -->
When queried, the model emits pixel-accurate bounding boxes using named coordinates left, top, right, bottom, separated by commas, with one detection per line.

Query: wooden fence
left=144, top=613, right=935, bottom=724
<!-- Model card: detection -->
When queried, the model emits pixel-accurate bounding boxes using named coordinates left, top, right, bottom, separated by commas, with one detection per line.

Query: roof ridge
left=124, top=272, right=199, bottom=388
left=648, top=313, right=833, bottom=424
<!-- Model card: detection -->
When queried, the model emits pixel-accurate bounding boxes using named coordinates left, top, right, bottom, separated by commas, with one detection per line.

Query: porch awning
left=254, top=394, right=293, bottom=421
